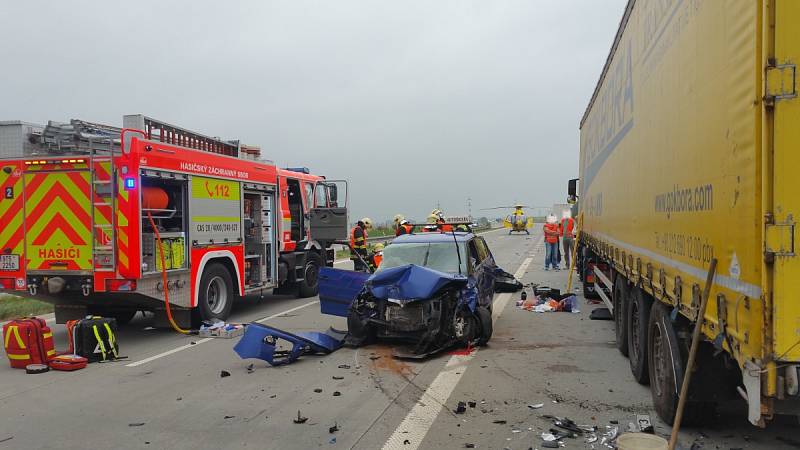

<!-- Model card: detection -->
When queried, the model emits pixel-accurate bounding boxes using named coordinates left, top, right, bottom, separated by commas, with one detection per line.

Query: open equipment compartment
left=243, top=184, right=276, bottom=289
left=140, top=170, right=188, bottom=275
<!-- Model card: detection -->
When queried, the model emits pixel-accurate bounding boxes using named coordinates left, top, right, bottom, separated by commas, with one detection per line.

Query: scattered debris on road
left=314, top=388, right=323, bottom=393
left=293, top=411, right=308, bottom=424
left=128, top=423, right=146, bottom=427
left=333, top=391, right=341, bottom=397
left=454, top=401, right=467, bottom=414
left=528, top=403, right=544, bottom=409
left=220, top=370, right=231, bottom=378
left=332, top=375, right=344, bottom=380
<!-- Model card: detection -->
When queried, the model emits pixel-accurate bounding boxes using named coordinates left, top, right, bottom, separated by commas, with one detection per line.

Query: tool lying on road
left=3, top=317, right=56, bottom=369
left=233, top=323, right=346, bottom=366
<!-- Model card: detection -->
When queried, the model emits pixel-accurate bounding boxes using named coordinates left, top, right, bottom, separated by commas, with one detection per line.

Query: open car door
left=309, top=180, right=349, bottom=243
left=318, top=267, right=369, bottom=316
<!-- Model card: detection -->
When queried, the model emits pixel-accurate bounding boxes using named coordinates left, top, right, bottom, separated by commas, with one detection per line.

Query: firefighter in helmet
left=369, top=242, right=385, bottom=271
left=397, top=219, right=414, bottom=236
left=393, top=214, right=405, bottom=236
left=350, top=218, right=373, bottom=272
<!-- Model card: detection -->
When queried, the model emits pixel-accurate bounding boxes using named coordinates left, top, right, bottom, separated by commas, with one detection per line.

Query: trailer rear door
left=24, top=165, right=93, bottom=273
left=770, top=0, right=800, bottom=361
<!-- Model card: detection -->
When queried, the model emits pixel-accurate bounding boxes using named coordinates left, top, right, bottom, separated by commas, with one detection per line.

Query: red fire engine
left=0, top=115, right=349, bottom=326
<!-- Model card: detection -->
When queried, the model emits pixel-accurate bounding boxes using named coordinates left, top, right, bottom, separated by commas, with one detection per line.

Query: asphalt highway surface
left=1, top=228, right=796, bottom=449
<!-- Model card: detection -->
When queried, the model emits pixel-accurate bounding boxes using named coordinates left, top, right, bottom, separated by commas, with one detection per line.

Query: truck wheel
left=648, top=301, right=717, bottom=426
left=198, top=263, right=234, bottom=321
left=475, top=306, right=493, bottom=346
left=613, top=274, right=629, bottom=356
left=627, top=286, right=651, bottom=384
left=298, top=252, right=323, bottom=298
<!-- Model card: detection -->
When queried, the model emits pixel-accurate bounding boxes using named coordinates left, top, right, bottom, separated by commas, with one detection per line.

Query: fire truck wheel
left=198, top=263, right=234, bottom=321
left=627, top=286, right=652, bottom=385
left=298, top=252, right=323, bottom=298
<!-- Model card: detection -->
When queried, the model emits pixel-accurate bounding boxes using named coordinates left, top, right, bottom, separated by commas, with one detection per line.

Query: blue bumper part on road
left=233, top=323, right=346, bottom=366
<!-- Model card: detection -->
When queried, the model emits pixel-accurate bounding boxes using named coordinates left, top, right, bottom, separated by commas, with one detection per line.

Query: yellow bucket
left=616, top=433, right=668, bottom=450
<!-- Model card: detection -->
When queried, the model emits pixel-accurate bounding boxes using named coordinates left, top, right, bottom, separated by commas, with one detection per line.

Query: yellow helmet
left=427, top=214, right=438, bottom=224
left=393, top=214, right=404, bottom=225
left=362, top=217, right=373, bottom=229
left=372, top=243, right=385, bottom=252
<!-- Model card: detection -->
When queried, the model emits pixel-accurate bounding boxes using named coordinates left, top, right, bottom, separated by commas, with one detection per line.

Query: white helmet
left=400, top=219, right=410, bottom=225
left=361, top=217, right=373, bottom=229
left=562, top=210, right=572, bottom=219
left=546, top=214, right=558, bottom=224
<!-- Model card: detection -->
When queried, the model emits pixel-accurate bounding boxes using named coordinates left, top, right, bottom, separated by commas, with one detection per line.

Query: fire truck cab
left=0, top=115, right=349, bottom=326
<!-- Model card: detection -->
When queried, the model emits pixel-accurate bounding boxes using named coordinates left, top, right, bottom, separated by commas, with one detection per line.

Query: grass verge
left=0, top=294, right=53, bottom=322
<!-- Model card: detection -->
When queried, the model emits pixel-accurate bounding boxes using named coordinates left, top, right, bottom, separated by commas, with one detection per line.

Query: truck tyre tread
left=197, top=263, right=234, bottom=322
left=613, top=275, right=629, bottom=357
left=627, top=286, right=651, bottom=384
left=298, top=252, right=323, bottom=298
left=649, top=301, right=717, bottom=426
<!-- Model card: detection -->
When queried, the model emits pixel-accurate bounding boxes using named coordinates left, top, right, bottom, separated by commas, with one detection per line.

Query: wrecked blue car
left=319, top=232, right=522, bottom=358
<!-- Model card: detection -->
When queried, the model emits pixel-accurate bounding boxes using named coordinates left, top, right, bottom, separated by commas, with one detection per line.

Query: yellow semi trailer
left=576, top=0, right=799, bottom=426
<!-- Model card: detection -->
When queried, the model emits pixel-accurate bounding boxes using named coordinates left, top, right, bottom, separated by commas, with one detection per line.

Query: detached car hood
left=318, top=265, right=468, bottom=317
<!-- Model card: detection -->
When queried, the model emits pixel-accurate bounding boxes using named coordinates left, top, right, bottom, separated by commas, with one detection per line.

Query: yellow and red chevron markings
left=24, top=171, right=92, bottom=271
left=116, top=174, right=131, bottom=275
left=0, top=165, right=24, bottom=257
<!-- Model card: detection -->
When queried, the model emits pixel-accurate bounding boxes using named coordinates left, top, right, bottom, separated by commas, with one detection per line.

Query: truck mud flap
left=319, top=267, right=370, bottom=317
left=233, top=323, right=346, bottom=366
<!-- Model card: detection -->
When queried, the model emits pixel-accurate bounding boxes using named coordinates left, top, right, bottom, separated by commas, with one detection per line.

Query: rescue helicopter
left=481, top=204, right=537, bottom=234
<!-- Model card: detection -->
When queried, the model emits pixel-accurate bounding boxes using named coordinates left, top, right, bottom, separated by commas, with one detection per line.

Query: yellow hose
left=147, top=211, right=189, bottom=334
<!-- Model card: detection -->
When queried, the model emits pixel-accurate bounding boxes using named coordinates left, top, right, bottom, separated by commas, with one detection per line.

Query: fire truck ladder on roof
left=40, top=119, right=120, bottom=273
left=123, top=115, right=240, bottom=157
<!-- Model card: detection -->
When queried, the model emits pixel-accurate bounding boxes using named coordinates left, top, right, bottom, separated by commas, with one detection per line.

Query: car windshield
left=378, top=242, right=467, bottom=274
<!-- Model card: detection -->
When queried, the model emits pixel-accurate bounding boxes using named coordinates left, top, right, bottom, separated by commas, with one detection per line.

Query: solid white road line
left=382, top=256, right=534, bottom=450
left=126, top=338, right=215, bottom=367
left=125, top=300, right=319, bottom=367
left=254, top=300, right=319, bottom=324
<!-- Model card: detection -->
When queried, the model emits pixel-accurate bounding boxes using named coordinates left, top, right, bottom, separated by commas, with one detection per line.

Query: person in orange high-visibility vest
left=559, top=211, right=576, bottom=269
left=396, top=219, right=414, bottom=236
left=350, top=218, right=372, bottom=272
left=543, top=215, right=560, bottom=270
left=437, top=218, right=454, bottom=233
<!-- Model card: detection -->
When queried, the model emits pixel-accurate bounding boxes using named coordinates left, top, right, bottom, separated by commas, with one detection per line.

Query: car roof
left=391, top=232, right=474, bottom=244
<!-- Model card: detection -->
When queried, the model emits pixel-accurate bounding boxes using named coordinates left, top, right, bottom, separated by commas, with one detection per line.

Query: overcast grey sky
left=1, top=0, right=625, bottom=223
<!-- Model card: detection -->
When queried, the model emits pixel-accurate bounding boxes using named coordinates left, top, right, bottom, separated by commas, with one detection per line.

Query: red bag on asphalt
left=48, top=354, right=88, bottom=371
left=3, top=317, right=56, bottom=369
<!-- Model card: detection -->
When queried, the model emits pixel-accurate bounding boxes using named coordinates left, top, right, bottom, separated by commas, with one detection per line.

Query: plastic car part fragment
left=233, top=323, right=347, bottom=366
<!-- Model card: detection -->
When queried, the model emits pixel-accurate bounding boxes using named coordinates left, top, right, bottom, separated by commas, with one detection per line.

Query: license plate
left=0, top=254, right=19, bottom=271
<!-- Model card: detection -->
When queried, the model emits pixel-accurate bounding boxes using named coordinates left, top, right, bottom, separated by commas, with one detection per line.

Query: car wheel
left=298, top=252, right=323, bottom=298
left=627, top=286, right=651, bottom=384
left=475, top=306, right=493, bottom=346
left=347, top=308, right=375, bottom=345
left=454, top=309, right=478, bottom=345
left=198, top=263, right=234, bottom=322
left=613, top=274, right=629, bottom=356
